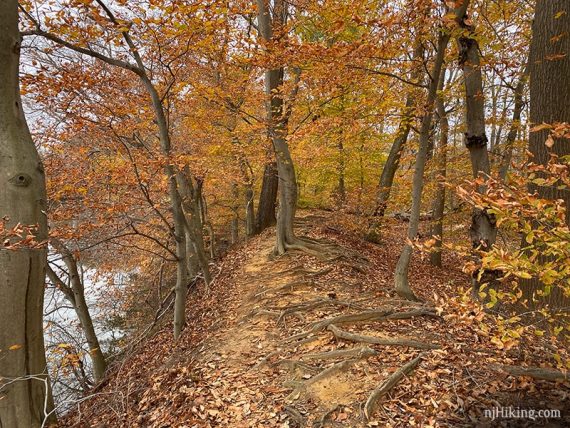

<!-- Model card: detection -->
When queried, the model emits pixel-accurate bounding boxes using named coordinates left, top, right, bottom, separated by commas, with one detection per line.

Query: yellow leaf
left=9, top=344, right=22, bottom=351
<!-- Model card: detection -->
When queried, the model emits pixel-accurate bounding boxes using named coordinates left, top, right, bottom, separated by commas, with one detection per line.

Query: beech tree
left=0, top=1, right=54, bottom=425
left=256, top=0, right=303, bottom=254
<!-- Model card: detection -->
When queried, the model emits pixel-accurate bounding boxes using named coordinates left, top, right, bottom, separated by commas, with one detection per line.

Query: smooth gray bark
left=255, top=160, right=278, bottom=233
left=256, top=0, right=301, bottom=254
left=0, top=2, right=55, bottom=425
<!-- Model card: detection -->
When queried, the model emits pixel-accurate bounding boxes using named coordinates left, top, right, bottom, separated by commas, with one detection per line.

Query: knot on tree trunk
left=458, top=36, right=476, bottom=65
left=465, top=133, right=488, bottom=149
left=469, top=208, right=497, bottom=250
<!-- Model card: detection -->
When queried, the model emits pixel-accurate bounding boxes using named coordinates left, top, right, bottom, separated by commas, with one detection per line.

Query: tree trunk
left=455, top=0, right=497, bottom=297
left=0, top=2, right=55, bottom=425
left=394, top=31, right=451, bottom=300
left=49, top=239, right=107, bottom=383
left=255, top=159, right=278, bottom=233
left=521, top=0, right=570, bottom=307
left=366, top=41, right=424, bottom=242
left=429, top=70, right=449, bottom=268
left=336, top=139, right=346, bottom=207
left=176, top=168, right=211, bottom=286
left=245, top=183, right=255, bottom=238
left=256, top=0, right=300, bottom=255
left=498, top=64, right=529, bottom=180
left=231, top=182, right=239, bottom=244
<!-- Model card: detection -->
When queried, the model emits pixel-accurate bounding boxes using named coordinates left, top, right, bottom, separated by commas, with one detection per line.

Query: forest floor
left=64, top=210, right=569, bottom=427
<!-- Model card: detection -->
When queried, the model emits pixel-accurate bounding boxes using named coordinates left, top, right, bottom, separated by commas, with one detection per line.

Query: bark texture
left=521, top=0, right=570, bottom=307
left=498, top=65, right=528, bottom=180
left=455, top=0, right=497, bottom=296
left=0, top=2, right=55, bottom=425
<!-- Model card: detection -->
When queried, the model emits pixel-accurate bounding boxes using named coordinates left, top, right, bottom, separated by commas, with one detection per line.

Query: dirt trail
left=68, top=211, right=570, bottom=427
left=175, top=213, right=446, bottom=427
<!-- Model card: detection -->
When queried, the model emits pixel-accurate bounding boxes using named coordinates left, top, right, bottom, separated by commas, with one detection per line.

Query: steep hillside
left=63, top=212, right=569, bottom=427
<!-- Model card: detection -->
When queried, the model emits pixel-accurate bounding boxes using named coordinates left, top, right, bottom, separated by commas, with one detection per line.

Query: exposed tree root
left=311, top=307, right=395, bottom=331
left=273, top=298, right=368, bottom=324
left=300, top=346, right=378, bottom=361
left=282, top=307, right=437, bottom=345
left=490, top=364, right=569, bottom=381
left=284, top=405, right=306, bottom=426
left=287, top=358, right=360, bottom=402
left=363, top=354, right=424, bottom=420
left=255, top=279, right=313, bottom=298
left=327, top=324, right=439, bottom=350
left=276, top=359, right=321, bottom=374
left=314, top=405, right=341, bottom=428
left=311, top=307, right=437, bottom=331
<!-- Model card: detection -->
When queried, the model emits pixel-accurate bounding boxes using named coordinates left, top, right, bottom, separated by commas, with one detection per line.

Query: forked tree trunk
left=0, top=2, right=55, bottom=425
left=256, top=0, right=300, bottom=255
left=46, top=240, right=107, bottom=383
left=429, top=70, right=449, bottom=268
left=393, top=31, right=452, bottom=301
left=366, top=41, right=424, bottom=242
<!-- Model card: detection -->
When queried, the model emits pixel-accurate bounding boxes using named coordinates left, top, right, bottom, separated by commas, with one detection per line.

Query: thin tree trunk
left=336, top=139, right=346, bottom=207
left=498, top=64, right=529, bottom=180
left=231, top=183, right=239, bottom=244
left=49, top=240, right=107, bottom=383
left=394, top=31, right=452, bottom=300
left=366, top=41, right=424, bottom=242
left=245, top=183, right=255, bottom=238
left=429, top=70, right=449, bottom=268
left=0, top=2, right=55, bottom=425
left=176, top=169, right=211, bottom=286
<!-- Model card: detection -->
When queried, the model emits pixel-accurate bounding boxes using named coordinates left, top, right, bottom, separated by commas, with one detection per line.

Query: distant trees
left=0, top=1, right=54, bottom=425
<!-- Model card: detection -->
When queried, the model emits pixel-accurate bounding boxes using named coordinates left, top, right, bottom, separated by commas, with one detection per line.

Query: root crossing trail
left=67, top=211, right=570, bottom=427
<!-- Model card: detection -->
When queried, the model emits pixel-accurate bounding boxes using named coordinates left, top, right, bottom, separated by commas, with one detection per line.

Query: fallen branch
left=490, top=364, right=569, bottom=381
left=327, top=324, right=439, bottom=350
left=364, top=354, right=424, bottom=420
